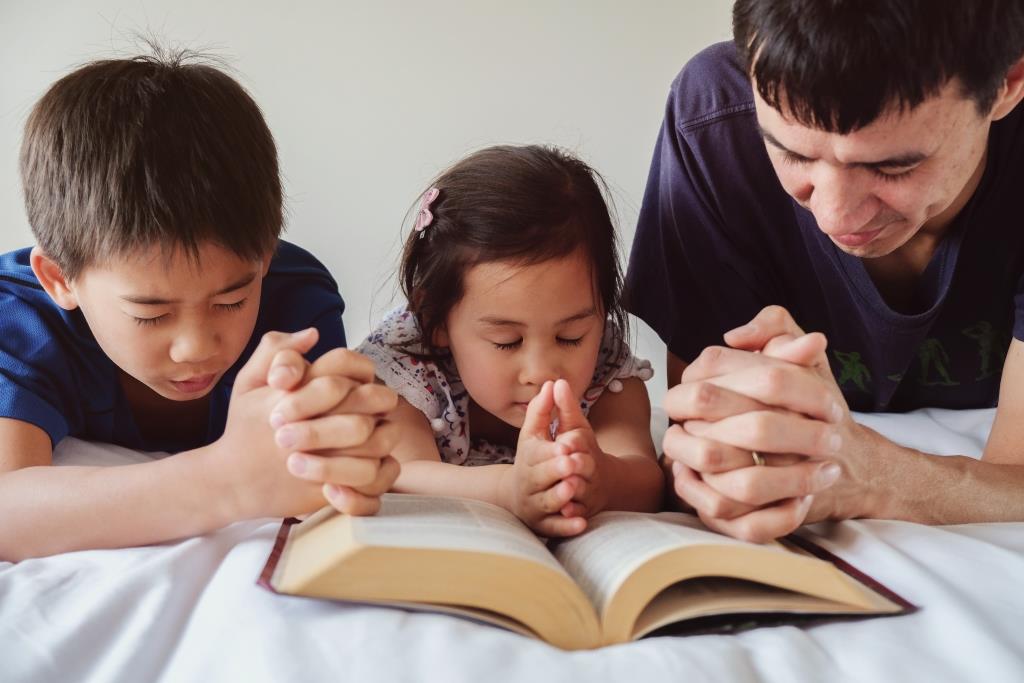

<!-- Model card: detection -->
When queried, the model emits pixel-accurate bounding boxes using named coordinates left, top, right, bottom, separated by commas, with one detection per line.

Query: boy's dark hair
left=733, top=0, right=1024, bottom=134
left=20, top=49, right=282, bottom=279
left=399, top=144, right=627, bottom=359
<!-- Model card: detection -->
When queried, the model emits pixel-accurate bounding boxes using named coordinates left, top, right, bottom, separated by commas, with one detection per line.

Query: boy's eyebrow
left=757, top=125, right=928, bottom=169
left=121, top=273, right=258, bottom=305
left=478, top=307, right=598, bottom=327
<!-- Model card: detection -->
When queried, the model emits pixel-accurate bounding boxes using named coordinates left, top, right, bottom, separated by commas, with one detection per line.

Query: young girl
left=358, top=145, right=663, bottom=536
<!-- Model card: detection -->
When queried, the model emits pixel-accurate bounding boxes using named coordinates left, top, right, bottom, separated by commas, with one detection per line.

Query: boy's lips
left=170, top=373, right=217, bottom=394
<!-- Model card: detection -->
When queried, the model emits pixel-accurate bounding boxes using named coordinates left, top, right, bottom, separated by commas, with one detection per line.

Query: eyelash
left=493, top=337, right=583, bottom=351
left=132, top=300, right=247, bottom=327
left=870, top=167, right=915, bottom=183
left=781, top=152, right=916, bottom=182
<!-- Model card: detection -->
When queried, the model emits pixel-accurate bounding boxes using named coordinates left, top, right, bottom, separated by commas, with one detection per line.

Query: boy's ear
left=30, top=247, right=78, bottom=310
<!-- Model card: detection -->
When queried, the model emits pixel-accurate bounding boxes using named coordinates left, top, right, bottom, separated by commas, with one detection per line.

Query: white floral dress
left=356, top=306, right=654, bottom=467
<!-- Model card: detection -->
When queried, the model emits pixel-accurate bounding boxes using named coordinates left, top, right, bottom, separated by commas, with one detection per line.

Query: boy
left=0, top=52, right=399, bottom=561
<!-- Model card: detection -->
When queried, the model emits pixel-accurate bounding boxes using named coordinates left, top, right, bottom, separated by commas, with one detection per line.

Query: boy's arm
left=583, top=378, right=664, bottom=513
left=0, top=418, right=252, bottom=561
left=0, top=331, right=398, bottom=562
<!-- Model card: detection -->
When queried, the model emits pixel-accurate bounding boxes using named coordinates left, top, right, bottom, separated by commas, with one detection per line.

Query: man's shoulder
left=667, top=41, right=756, bottom=132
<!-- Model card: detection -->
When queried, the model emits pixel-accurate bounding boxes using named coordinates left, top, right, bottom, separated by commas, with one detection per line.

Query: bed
left=3, top=407, right=1023, bottom=682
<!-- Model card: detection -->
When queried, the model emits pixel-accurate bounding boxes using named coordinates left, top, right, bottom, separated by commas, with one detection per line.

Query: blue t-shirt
left=0, top=240, right=346, bottom=452
left=625, top=42, right=1024, bottom=412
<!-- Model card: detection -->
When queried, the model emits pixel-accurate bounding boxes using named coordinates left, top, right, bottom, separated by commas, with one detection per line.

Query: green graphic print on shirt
left=831, top=320, right=1012, bottom=405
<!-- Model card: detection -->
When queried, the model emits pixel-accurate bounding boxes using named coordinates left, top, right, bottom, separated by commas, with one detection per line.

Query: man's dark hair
left=399, top=144, right=628, bottom=360
left=733, top=0, right=1024, bottom=134
left=20, top=49, right=282, bottom=278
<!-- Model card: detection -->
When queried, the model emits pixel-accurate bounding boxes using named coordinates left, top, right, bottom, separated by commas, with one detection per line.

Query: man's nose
left=807, top=168, right=877, bottom=236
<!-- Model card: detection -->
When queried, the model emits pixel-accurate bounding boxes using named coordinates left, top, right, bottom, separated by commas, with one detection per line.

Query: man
left=625, top=0, right=1024, bottom=542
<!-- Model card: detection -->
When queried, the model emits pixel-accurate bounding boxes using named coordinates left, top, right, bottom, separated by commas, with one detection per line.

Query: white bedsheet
left=3, top=408, right=1023, bottom=683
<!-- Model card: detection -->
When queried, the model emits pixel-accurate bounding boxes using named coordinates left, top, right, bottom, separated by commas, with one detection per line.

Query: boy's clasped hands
left=212, top=327, right=401, bottom=520
left=505, top=379, right=616, bottom=537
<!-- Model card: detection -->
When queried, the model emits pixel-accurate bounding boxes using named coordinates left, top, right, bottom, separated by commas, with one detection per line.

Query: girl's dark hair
left=734, top=0, right=1024, bottom=134
left=399, top=144, right=627, bottom=358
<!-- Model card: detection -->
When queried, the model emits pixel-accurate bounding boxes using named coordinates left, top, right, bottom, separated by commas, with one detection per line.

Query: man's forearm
left=0, top=445, right=235, bottom=561
left=837, top=425, right=1024, bottom=525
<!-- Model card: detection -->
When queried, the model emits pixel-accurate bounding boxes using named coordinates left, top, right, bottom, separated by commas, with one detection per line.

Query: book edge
left=257, top=516, right=301, bottom=593
left=781, top=533, right=918, bottom=614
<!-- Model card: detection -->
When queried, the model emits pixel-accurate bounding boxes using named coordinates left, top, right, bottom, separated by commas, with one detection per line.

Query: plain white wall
left=0, top=1, right=734, bottom=408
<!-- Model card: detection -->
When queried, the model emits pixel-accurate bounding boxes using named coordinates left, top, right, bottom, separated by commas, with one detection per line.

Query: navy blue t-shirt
left=0, top=240, right=346, bottom=452
left=625, top=42, right=1024, bottom=412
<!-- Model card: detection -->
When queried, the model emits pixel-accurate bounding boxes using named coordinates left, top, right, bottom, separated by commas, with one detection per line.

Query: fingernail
left=816, top=463, right=841, bottom=488
left=269, top=411, right=286, bottom=429
left=728, top=322, right=756, bottom=337
left=276, top=426, right=298, bottom=448
left=287, top=453, right=307, bottom=475
left=828, top=431, right=842, bottom=454
left=830, top=402, right=844, bottom=423
left=672, top=461, right=682, bottom=476
left=800, top=495, right=814, bottom=511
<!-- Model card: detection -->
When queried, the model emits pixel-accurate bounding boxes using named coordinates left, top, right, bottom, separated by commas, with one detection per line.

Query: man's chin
left=830, top=226, right=911, bottom=259
left=831, top=240, right=893, bottom=258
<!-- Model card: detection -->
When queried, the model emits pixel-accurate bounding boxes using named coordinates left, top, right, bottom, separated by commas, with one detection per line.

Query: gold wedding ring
left=751, top=451, right=766, bottom=467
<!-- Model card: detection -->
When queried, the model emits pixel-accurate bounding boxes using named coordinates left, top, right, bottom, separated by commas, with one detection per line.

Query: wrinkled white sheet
left=3, top=408, right=1023, bottom=683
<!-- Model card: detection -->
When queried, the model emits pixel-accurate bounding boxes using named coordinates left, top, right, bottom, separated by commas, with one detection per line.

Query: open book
left=259, top=494, right=914, bottom=650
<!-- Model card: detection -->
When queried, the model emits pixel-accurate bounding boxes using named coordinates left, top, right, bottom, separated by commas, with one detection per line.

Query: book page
left=346, top=494, right=567, bottom=575
left=632, top=578, right=882, bottom=639
left=552, top=511, right=789, bottom=617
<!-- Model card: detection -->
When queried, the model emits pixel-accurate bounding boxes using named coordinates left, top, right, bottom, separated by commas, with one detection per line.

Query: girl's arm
left=387, top=395, right=512, bottom=507
left=388, top=386, right=587, bottom=536
left=571, top=377, right=665, bottom=513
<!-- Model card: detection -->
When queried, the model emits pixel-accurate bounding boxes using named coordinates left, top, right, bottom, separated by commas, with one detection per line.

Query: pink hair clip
left=414, top=187, right=440, bottom=234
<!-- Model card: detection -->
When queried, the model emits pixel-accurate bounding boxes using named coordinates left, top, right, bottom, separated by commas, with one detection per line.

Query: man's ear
left=990, top=56, right=1024, bottom=121
left=29, top=247, right=78, bottom=310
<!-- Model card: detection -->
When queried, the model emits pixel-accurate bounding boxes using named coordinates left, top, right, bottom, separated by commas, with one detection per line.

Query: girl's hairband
left=414, top=187, right=440, bottom=235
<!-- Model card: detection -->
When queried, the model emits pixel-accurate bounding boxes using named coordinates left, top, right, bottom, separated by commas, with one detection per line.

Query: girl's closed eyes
left=357, top=144, right=661, bottom=538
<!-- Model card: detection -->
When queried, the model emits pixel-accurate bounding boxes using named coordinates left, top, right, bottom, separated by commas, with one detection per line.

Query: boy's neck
left=118, top=371, right=211, bottom=446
